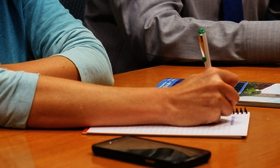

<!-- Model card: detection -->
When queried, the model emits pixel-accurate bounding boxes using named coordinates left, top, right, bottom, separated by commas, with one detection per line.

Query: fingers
left=204, top=68, right=239, bottom=115
left=222, top=82, right=240, bottom=106
left=221, top=94, right=237, bottom=116
left=210, top=76, right=239, bottom=116
left=207, top=67, right=239, bottom=87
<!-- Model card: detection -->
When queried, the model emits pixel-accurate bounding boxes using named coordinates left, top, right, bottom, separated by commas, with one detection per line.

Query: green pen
left=198, top=28, right=212, bottom=69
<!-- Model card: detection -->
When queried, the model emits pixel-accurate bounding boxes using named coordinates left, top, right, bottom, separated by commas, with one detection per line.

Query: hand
left=162, top=67, right=239, bottom=126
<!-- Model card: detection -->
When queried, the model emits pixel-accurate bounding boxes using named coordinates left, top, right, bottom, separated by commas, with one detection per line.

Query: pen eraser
left=155, top=78, right=183, bottom=88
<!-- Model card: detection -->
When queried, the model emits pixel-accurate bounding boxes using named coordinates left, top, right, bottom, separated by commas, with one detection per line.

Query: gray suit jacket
left=84, top=0, right=280, bottom=74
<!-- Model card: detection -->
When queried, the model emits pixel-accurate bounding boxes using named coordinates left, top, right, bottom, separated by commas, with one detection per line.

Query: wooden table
left=1, top=65, right=280, bottom=168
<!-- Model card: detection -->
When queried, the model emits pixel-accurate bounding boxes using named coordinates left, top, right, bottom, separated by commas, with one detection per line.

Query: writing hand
left=161, top=67, right=239, bottom=126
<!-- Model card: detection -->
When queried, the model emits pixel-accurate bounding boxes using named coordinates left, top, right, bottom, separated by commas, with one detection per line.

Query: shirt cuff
left=0, top=70, right=39, bottom=129
left=57, top=46, right=114, bottom=86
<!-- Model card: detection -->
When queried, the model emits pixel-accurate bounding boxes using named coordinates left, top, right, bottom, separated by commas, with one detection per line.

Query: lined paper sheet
left=84, top=113, right=250, bottom=138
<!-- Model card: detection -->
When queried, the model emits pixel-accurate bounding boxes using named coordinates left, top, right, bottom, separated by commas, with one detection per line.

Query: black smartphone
left=92, top=136, right=211, bottom=168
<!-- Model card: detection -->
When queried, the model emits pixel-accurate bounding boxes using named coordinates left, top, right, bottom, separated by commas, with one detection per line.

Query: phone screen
left=93, top=136, right=210, bottom=167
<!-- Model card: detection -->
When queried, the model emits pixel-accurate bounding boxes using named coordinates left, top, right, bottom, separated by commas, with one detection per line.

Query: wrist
left=154, top=88, right=177, bottom=125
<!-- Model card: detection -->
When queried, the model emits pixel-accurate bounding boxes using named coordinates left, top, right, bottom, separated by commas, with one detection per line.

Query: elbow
left=80, top=55, right=114, bottom=86
left=97, top=72, right=114, bottom=86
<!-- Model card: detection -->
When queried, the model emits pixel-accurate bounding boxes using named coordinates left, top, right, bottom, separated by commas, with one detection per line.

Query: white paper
left=85, top=113, right=250, bottom=138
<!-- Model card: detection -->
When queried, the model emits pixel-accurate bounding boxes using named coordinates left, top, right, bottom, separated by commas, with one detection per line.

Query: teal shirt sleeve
left=0, top=69, right=39, bottom=129
left=0, top=0, right=114, bottom=129
left=23, top=0, right=114, bottom=85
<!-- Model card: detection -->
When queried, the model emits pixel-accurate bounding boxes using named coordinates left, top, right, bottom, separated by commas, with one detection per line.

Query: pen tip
left=198, top=27, right=205, bottom=34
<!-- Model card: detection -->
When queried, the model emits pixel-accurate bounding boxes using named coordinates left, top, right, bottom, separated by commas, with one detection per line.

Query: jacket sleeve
left=108, top=0, right=280, bottom=65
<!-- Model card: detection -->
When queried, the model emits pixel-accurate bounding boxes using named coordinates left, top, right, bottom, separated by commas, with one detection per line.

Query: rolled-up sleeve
left=24, top=0, right=114, bottom=85
left=0, top=69, right=39, bottom=129
left=60, top=45, right=114, bottom=85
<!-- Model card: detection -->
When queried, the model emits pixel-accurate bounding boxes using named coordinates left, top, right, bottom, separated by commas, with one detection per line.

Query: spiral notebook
left=83, top=111, right=250, bottom=138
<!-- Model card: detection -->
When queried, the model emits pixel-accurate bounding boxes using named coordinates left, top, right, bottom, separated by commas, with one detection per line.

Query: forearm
left=26, top=75, right=166, bottom=128
left=26, top=67, right=239, bottom=129
left=1, top=56, right=80, bottom=81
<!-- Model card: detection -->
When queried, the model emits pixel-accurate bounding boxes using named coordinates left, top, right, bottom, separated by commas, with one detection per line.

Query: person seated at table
left=0, top=0, right=239, bottom=129
left=84, top=0, right=280, bottom=74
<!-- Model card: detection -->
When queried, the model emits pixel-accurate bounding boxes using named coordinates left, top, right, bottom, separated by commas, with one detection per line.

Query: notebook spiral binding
left=233, top=107, right=248, bottom=114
